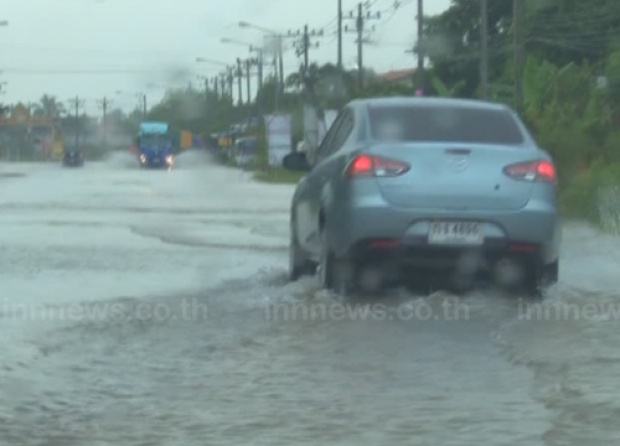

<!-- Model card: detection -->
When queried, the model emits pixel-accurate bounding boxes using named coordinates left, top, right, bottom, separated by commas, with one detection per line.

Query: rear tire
left=319, top=228, right=354, bottom=295
left=539, top=260, right=559, bottom=289
left=289, top=222, right=315, bottom=281
left=522, top=261, right=558, bottom=297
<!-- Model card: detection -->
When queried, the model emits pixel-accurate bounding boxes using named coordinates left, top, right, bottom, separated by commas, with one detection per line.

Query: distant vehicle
left=137, top=122, right=174, bottom=169
left=233, top=137, right=258, bottom=169
left=62, top=147, right=84, bottom=167
left=283, top=97, right=560, bottom=295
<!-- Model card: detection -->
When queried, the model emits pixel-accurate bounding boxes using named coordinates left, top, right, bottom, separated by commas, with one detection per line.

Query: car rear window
left=368, top=105, right=525, bottom=145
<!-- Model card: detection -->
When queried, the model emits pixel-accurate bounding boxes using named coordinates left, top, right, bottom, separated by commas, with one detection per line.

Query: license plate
left=428, top=221, right=483, bottom=245
left=153, top=158, right=160, bottom=162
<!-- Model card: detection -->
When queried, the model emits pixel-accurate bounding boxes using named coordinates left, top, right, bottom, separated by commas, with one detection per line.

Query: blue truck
left=137, top=122, right=174, bottom=169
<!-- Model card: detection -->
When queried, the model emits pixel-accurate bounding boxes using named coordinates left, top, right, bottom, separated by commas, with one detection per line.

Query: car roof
left=350, top=96, right=510, bottom=111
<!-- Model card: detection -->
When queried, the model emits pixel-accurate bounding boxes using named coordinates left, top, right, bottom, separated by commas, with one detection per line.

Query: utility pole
left=480, top=0, right=489, bottom=99
left=257, top=53, right=263, bottom=92
left=213, top=76, right=219, bottom=98
left=74, top=97, right=80, bottom=148
left=291, top=25, right=322, bottom=76
left=253, top=52, right=263, bottom=117
left=227, top=67, right=234, bottom=105
left=220, top=73, right=226, bottom=100
left=204, top=77, right=210, bottom=99
left=345, top=3, right=380, bottom=91
left=278, top=36, right=284, bottom=94
left=236, top=58, right=244, bottom=106
left=251, top=46, right=264, bottom=92
left=97, top=96, right=111, bottom=145
left=199, top=76, right=209, bottom=112
left=245, top=58, right=252, bottom=105
left=271, top=51, right=280, bottom=110
left=138, top=94, right=147, bottom=118
left=417, top=0, right=425, bottom=94
left=68, top=97, right=85, bottom=149
left=338, top=0, right=343, bottom=69
left=303, top=25, right=310, bottom=72
left=514, top=0, right=525, bottom=110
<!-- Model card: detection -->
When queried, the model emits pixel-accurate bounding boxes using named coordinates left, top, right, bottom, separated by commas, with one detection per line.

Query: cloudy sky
left=1, top=0, right=450, bottom=114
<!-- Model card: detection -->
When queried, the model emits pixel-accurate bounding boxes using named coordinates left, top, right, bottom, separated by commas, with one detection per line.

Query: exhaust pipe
left=493, top=257, right=525, bottom=287
left=357, top=266, right=384, bottom=293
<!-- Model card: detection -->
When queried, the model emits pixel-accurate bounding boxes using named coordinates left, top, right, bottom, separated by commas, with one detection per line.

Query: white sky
left=1, top=0, right=451, bottom=114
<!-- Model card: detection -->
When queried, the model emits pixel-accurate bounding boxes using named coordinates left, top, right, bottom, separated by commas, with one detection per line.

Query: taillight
left=345, top=154, right=410, bottom=178
left=503, top=160, right=556, bottom=184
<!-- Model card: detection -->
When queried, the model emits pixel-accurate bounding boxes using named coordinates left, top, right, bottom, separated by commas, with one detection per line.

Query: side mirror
left=282, top=151, right=311, bottom=172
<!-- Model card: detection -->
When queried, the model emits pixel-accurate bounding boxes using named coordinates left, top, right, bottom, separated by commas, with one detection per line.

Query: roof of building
left=377, top=68, right=417, bottom=82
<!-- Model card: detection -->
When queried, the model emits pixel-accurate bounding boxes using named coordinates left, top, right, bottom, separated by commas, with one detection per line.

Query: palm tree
left=38, top=95, right=65, bottom=119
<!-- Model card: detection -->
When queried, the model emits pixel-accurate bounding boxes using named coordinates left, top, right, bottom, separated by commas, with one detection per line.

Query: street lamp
left=238, top=21, right=276, bottom=35
left=221, top=37, right=251, bottom=46
left=196, top=57, right=229, bottom=66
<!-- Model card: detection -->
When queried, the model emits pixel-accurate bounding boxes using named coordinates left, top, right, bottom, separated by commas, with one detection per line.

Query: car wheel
left=521, top=261, right=557, bottom=297
left=539, top=260, right=559, bottom=288
left=319, top=228, right=353, bottom=295
left=289, top=222, right=315, bottom=281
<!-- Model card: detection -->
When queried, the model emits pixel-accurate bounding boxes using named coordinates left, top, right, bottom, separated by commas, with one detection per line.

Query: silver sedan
left=283, top=97, right=561, bottom=294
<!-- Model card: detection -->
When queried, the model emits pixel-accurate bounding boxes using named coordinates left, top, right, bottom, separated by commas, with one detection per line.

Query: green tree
left=526, top=0, right=620, bottom=68
left=423, top=0, right=513, bottom=97
left=32, top=95, right=65, bottom=118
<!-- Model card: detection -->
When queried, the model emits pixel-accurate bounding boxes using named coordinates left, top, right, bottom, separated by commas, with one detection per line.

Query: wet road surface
left=0, top=152, right=619, bottom=445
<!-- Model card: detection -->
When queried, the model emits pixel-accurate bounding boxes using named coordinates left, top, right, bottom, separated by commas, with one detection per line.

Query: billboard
left=264, top=114, right=291, bottom=167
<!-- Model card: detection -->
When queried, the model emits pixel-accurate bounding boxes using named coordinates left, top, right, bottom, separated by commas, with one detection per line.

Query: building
left=376, top=68, right=417, bottom=87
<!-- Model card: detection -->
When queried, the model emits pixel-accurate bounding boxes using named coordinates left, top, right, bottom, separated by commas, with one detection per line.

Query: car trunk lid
left=370, top=143, right=536, bottom=211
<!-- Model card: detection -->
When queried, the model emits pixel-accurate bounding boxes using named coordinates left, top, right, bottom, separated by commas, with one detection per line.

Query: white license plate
left=428, top=221, right=483, bottom=245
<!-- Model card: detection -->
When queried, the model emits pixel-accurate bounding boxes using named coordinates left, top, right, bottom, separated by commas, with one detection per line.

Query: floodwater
left=0, top=151, right=619, bottom=446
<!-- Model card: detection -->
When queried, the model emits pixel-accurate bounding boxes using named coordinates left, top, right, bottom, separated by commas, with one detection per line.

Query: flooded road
left=0, top=152, right=619, bottom=446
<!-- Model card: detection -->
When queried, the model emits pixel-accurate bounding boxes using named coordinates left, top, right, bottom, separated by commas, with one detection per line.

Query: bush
left=560, top=162, right=620, bottom=232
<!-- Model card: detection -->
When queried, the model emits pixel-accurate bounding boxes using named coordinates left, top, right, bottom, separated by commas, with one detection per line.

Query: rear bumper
left=351, top=239, right=546, bottom=270
left=329, top=200, right=560, bottom=267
